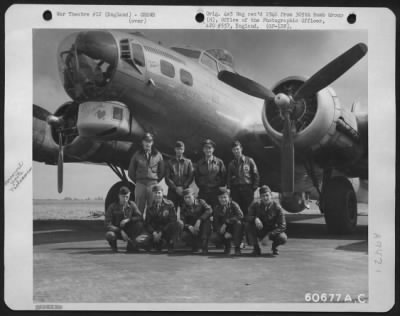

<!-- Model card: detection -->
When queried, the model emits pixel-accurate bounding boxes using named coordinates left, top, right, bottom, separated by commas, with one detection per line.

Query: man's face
left=260, top=191, right=272, bottom=204
left=203, top=145, right=214, bottom=157
left=142, top=140, right=153, bottom=152
left=175, top=147, right=184, bottom=157
left=232, top=145, right=242, bottom=159
left=184, top=194, right=195, bottom=206
left=153, top=190, right=163, bottom=203
left=218, top=193, right=229, bottom=206
left=119, top=193, right=130, bottom=204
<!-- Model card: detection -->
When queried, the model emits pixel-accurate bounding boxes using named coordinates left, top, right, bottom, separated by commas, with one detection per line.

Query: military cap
left=202, top=139, right=216, bottom=148
left=152, top=184, right=163, bottom=192
left=259, top=185, right=272, bottom=194
left=217, top=186, right=230, bottom=196
left=182, top=188, right=194, bottom=196
left=119, top=186, right=130, bottom=195
left=142, top=132, right=154, bottom=142
left=231, top=140, right=242, bottom=148
left=175, top=140, right=185, bottom=148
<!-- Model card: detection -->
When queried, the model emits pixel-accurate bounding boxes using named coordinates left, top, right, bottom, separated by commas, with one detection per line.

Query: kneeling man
left=178, top=188, right=212, bottom=254
left=245, top=185, right=287, bottom=256
left=105, top=186, right=146, bottom=253
left=211, top=187, right=244, bottom=255
left=144, top=185, right=179, bottom=253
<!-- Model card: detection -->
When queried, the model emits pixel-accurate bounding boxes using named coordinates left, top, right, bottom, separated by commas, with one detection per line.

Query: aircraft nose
left=75, top=31, right=118, bottom=64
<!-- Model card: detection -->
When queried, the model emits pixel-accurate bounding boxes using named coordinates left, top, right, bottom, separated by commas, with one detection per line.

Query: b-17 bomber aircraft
left=33, top=30, right=368, bottom=234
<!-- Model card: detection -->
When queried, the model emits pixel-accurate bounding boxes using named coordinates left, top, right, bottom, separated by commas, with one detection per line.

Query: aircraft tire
left=105, top=181, right=136, bottom=211
left=322, top=176, right=357, bottom=234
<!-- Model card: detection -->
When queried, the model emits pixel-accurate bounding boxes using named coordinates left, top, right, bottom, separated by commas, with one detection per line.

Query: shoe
left=168, top=242, right=174, bottom=254
left=251, top=245, right=261, bottom=256
left=234, top=247, right=241, bottom=256
left=272, top=247, right=279, bottom=256
left=201, top=240, right=208, bottom=254
left=108, top=241, right=118, bottom=253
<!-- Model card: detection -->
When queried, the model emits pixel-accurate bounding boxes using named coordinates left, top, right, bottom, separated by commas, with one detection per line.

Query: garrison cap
left=142, top=132, right=154, bottom=142
left=202, top=139, right=216, bottom=148
left=217, top=187, right=230, bottom=196
left=175, top=141, right=185, bottom=149
left=152, top=184, right=163, bottom=192
left=259, top=185, right=272, bottom=194
left=182, top=188, right=194, bottom=196
left=119, top=186, right=131, bottom=195
left=231, top=140, right=242, bottom=148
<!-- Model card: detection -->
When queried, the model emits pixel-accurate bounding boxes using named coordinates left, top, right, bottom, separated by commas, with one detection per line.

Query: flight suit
left=245, top=200, right=287, bottom=249
left=211, top=200, right=244, bottom=250
left=104, top=200, right=147, bottom=251
left=144, top=198, right=180, bottom=250
left=165, top=156, right=194, bottom=207
left=179, top=198, right=212, bottom=251
left=227, top=155, right=260, bottom=216
left=195, top=156, right=226, bottom=207
left=128, top=148, right=165, bottom=213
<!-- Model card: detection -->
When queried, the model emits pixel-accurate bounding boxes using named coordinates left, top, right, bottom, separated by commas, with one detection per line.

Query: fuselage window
left=131, top=43, right=145, bottom=67
left=160, top=59, right=175, bottom=78
left=180, top=69, right=193, bottom=86
left=200, top=53, right=218, bottom=73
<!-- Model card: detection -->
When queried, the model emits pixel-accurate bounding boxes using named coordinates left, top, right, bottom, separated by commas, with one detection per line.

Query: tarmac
left=33, top=205, right=368, bottom=304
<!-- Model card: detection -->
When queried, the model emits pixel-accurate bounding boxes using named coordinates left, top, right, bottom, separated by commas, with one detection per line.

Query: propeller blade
left=218, top=71, right=275, bottom=100
left=281, top=112, right=294, bottom=192
left=57, top=132, right=64, bottom=193
left=294, top=43, right=368, bottom=100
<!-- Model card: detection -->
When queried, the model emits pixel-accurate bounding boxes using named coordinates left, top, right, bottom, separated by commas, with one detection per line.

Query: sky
left=33, top=29, right=368, bottom=199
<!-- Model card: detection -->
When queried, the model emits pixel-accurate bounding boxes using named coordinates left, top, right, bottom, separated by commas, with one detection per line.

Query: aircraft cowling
left=262, top=76, right=361, bottom=153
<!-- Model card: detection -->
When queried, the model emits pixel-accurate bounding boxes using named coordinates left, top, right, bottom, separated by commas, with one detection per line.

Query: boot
left=108, top=240, right=118, bottom=253
left=272, top=242, right=279, bottom=255
left=252, top=243, right=261, bottom=256
left=167, top=241, right=175, bottom=254
left=223, top=240, right=231, bottom=254
left=201, top=239, right=208, bottom=254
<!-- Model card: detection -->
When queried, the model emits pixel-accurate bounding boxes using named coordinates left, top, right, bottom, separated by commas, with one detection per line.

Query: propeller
left=218, top=43, right=368, bottom=193
left=47, top=114, right=66, bottom=193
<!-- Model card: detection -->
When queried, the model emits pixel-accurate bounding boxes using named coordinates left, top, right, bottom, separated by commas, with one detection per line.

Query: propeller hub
left=274, top=93, right=293, bottom=113
left=47, top=115, right=64, bottom=127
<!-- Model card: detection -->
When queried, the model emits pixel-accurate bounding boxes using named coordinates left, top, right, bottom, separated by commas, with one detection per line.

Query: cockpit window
left=171, top=47, right=201, bottom=59
left=131, top=43, right=145, bottom=67
left=200, top=53, right=218, bottom=73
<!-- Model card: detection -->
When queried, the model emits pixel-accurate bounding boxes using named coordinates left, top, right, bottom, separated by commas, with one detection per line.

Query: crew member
left=227, top=140, right=260, bottom=216
left=178, top=188, right=212, bottom=254
left=245, top=185, right=287, bottom=256
left=144, top=185, right=179, bottom=253
left=194, top=139, right=226, bottom=207
left=211, top=187, right=244, bottom=255
left=165, top=141, right=194, bottom=208
left=128, top=133, right=165, bottom=213
left=104, top=186, right=147, bottom=253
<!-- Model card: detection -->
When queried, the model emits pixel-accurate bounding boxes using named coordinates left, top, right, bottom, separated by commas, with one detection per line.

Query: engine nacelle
left=262, top=76, right=362, bottom=156
left=77, top=101, right=144, bottom=141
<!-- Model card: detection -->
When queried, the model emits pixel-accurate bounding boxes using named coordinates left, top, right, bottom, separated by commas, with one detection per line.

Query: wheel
left=105, top=181, right=136, bottom=211
left=321, top=176, right=358, bottom=234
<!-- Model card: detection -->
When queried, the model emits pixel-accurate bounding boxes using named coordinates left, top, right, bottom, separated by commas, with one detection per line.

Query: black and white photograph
left=4, top=5, right=396, bottom=311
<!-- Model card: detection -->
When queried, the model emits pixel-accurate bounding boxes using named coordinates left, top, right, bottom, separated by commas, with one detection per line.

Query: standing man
left=144, top=185, right=179, bottom=253
left=194, top=139, right=226, bottom=207
left=178, top=188, right=212, bottom=254
left=245, top=185, right=287, bottom=256
left=227, top=140, right=260, bottom=216
left=211, top=187, right=244, bottom=255
left=128, top=133, right=165, bottom=214
left=104, top=186, right=147, bottom=253
left=165, top=141, right=194, bottom=208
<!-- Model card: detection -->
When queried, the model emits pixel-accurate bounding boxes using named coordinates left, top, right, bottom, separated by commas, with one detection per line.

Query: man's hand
left=219, top=224, right=227, bottom=235
left=120, top=218, right=130, bottom=227
left=176, top=186, right=184, bottom=196
left=224, top=232, right=232, bottom=240
left=120, top=230, right=129, bottom=242
left=255, top=217, right=263, bottom=230
left=193, top=220, right=201, bottom=233
left=153, top=231, right=162, bottom=242
left=188, top=225, right=198, bottom=235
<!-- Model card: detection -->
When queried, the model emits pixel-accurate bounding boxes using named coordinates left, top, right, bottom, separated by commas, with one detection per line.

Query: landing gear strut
left=321, top=176, right=357, bottom=234
left=105, top=164, right=135, bottom=211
